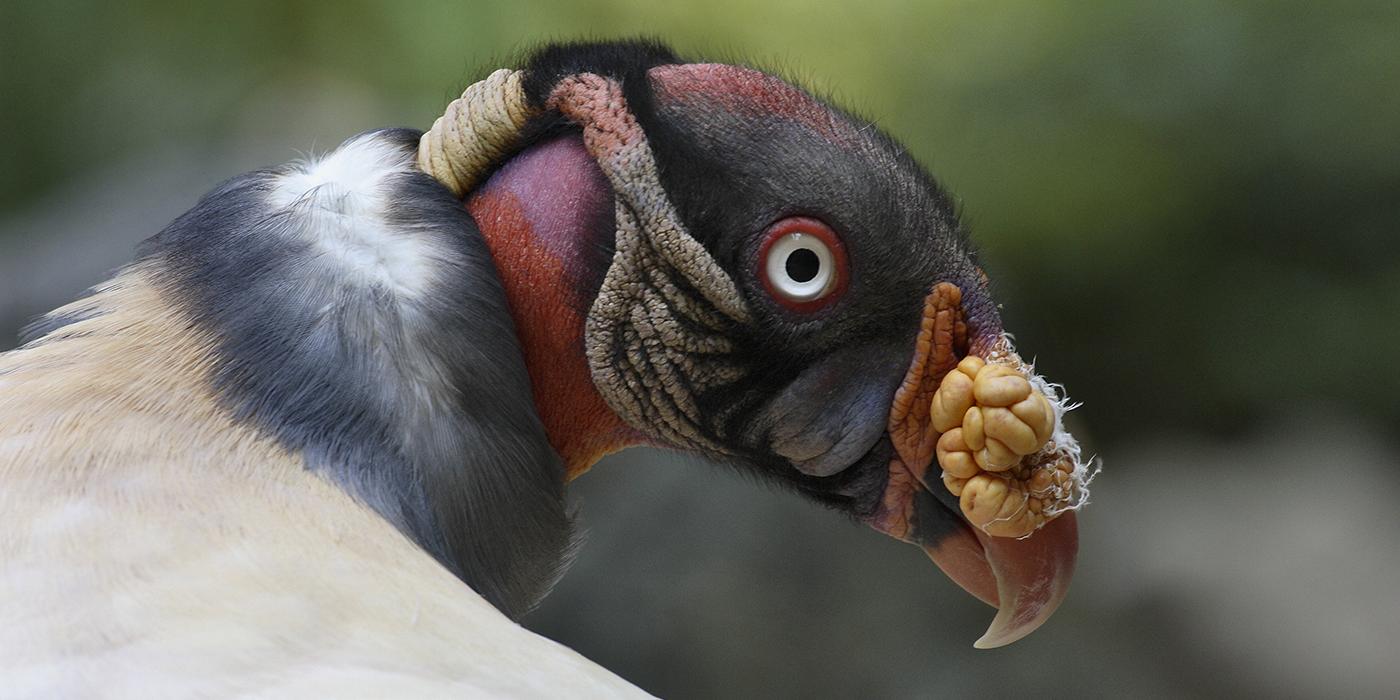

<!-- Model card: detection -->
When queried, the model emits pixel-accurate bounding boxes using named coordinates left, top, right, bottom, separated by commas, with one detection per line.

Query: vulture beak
left=866, top=282, right=1081, bottom=648
left=917, top=494, right=1078, bottom=649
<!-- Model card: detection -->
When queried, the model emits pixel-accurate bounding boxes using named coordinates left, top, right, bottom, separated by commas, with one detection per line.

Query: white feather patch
left=1023, top=358, right=1100, bottom=521
left=269, top=134, right=443, bottom=299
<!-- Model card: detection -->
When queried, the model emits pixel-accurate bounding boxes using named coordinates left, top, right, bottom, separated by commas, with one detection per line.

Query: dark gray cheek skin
left=750, top=342, right=907, bottom=477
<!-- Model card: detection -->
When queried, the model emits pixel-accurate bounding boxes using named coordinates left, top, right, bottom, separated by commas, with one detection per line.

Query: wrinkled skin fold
left=431, top=41, right=1089, bottom=648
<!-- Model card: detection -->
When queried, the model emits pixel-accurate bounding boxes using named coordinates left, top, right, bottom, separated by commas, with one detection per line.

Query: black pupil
left=785, top=247, right=821, bottom=283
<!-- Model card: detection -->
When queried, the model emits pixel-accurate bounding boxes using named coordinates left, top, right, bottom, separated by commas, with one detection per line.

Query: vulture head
left=426, top=41, right=1094, bottom=648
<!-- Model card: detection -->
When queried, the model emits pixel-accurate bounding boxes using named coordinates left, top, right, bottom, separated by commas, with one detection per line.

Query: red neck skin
left=465, top=133, right=644, bottom=479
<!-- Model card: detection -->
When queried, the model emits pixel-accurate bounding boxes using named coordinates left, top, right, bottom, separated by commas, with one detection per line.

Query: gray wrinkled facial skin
left=583, top=64, right=995, bottom=514
left=540, top=74, right=759, bottom=461
left=509, top=44, right=980, bottom=514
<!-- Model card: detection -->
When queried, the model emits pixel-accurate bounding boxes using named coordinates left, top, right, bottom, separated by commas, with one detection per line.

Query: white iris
left=765, top=232, right=835, bottom=302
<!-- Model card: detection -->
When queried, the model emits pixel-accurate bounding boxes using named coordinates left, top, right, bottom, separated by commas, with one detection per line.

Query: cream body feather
left=0, top=139, right=647, bottom=698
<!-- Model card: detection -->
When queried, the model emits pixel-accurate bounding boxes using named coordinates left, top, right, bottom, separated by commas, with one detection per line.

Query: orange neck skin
left=465, top=133, right=644, bottom=479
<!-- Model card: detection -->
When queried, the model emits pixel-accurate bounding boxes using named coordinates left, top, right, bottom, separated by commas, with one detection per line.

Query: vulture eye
left=758, top=217, right=849, bottom=312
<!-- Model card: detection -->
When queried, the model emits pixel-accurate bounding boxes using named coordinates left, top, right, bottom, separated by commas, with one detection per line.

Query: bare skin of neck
left=465, top=134, right=643, bottom=479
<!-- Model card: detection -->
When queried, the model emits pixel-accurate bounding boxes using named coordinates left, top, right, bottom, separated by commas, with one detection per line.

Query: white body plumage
left=0, top=135, right=645, bottom=699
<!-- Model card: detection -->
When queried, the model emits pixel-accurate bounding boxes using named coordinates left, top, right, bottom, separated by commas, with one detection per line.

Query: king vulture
left=0, top=40, right=1091, bottom=697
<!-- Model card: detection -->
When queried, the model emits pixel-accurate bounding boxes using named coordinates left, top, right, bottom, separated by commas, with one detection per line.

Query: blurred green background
left=2, top=1, right=1397, bottom=697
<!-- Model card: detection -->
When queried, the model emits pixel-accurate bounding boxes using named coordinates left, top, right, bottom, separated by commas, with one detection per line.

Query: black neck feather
left=138, top=128, right=573, bottom=618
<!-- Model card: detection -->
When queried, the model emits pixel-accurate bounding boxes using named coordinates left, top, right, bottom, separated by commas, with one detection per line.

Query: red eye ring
left=756, top=216, right=849, bottom=313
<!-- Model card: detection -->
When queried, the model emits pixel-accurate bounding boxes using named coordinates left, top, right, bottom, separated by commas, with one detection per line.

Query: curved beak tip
left=972, top=511, right=1078, bottom=649
left=972, top=603, right=1051, bottom=649
left=915, top=508, right=1078, bottom=649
